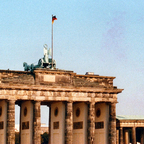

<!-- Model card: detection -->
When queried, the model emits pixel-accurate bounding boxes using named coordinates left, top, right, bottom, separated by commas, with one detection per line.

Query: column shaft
left=120, top=127, right=123, bottom=144
left=7, top=100, right=15, bottom=144
left=109, top=103, right=116, bottom=144
left=124, top=129, right=129, bottom=144
left=49, top=106, right=51, bottom=144
left=65, top=102, right=73, bottom=144
left=19, top=103, right=22, bottom=144
left=116, top=129, right=119, bottom=144
left=87, top=102, right=95, bottom=144
left=33, top=101, right=41, bottom=144
left=132, top=127, right=136, bottom=144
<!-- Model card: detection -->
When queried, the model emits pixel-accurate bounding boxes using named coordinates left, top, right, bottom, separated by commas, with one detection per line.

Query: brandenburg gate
left=0, top=68, right=122, bottom=144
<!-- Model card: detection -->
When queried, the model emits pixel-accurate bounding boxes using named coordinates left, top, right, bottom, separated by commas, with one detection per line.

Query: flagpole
left=51, top=15, right=53, bottom=69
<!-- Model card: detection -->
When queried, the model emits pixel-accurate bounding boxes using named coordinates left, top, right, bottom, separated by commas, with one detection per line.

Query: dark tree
left=15, top=132, right=19, bottom=144
left=41, top=132, right=49, bottom=144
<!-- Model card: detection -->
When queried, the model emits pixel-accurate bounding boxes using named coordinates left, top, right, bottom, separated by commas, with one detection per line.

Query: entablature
left=0, top=69, right=123, bottom=103
left=0, top=84, right=120, bottom=103
left=117, top=119, right=144, bottom=128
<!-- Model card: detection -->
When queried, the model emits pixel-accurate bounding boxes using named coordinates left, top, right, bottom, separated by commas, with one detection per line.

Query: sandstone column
left=33, top=101, right=41, bottom=144
left=124, top=129, right=129, bottom=144
left=132, top=127, right=136, bottom=144
left=65, top=102, right=73, bottom=144
left=116, top=129, right=119, bottom=144
left=119, top=127, right=123, bottom=144
left=87, top=102, right=95, bottom=144
left=7, top=100, right=15, bottom=144
left=109, top=103, right=116, bottom=144
left=19, top=103, right=22, bottom=144
left=49, top=106, right=51, bottom=144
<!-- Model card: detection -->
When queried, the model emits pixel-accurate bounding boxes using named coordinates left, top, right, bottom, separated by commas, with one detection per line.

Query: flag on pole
left=52, top=15, right=57, bottom=24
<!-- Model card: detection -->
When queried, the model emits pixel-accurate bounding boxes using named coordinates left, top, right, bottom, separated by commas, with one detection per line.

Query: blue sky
left=1, top=0, right=144, bottom=124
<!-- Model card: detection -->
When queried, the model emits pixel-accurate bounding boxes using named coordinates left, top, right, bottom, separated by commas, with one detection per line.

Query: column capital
left=6, top=99, right=16, bottom=103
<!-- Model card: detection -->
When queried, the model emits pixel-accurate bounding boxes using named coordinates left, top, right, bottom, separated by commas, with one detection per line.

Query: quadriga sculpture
left=23, top=44, right=56, bottom=71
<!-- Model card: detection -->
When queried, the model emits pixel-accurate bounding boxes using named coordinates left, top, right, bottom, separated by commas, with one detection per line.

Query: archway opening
left=41, top=105, right=50, bottom=144
left=15, top=104, right=20, bottom=144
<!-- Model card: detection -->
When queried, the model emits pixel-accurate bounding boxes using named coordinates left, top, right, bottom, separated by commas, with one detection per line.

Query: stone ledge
left=0, top=84, right=123, bottom=94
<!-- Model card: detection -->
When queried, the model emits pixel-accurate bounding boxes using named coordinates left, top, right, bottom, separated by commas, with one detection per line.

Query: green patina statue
left=23, top=44, right=56, bottom=71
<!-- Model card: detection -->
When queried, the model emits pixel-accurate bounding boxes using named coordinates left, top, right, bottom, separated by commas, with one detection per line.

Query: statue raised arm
left=43, top=44, right=52, bottom=63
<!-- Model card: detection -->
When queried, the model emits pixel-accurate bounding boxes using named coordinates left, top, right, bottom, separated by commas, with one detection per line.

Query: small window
left=24, top=107, right=27, bottom=117
left=76, top=108, right=80, bottom=117
left=54, top=107, right=58, bottom=117
left=96, top=108, right=101, bottom=118
left=0, top=106, right=2, bottom=117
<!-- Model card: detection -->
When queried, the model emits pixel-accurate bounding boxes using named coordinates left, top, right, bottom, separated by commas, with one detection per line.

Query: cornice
left=0, top=84, right=123, bottom=94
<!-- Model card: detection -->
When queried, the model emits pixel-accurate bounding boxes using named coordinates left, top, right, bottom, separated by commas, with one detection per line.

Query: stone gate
left=0, top=69, right=123, bottom=144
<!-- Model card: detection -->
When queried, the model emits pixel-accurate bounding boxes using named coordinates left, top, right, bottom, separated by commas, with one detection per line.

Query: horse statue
left=23, top=44, right=56, bottom=71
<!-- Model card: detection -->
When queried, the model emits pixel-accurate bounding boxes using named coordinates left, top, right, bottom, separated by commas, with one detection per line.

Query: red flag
left=52, top=16, right=57, bottom=24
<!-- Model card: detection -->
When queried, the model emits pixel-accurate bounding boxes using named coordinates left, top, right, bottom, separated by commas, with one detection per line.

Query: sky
left=1, top=0, right=144, bottom=124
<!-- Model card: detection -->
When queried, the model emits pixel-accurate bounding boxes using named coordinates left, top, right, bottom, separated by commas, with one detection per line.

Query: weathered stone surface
left=33, top=101, right=41, bottom=144
left=0, top=69, right=123, bottom=144
left=87, top=102, right=95, bottom=144
left=0, top=70, right=122, bottom=103
left=109, top=103, right=116, bottom=144
left=65, top=102, right=73, bottom=144
left=7, top=100, right=15, bottom=144
left=0, top=69, right=117, bottom=89
left=0, top=70, right=34, bottom=85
